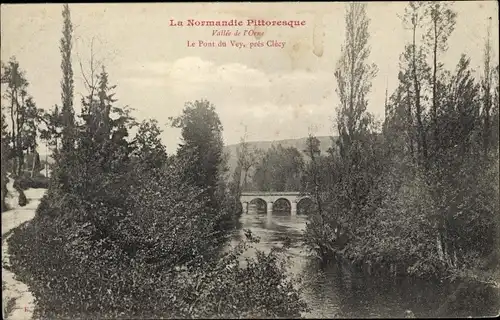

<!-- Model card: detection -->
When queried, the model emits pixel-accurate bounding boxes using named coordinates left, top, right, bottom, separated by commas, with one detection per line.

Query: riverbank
left=2, top=180, right=46, bottom=320
left=233, top=212, right=500, bottom=318
left=312, top=247, right=500, bottom=317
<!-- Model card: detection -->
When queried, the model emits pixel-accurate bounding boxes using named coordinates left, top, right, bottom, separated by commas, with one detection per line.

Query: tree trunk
left=16, top=95, right=22, bottom=176
left=45, top=144, right=49, bottom=177
left=432, top=21, right=439, bottom=151
left=484, top=110, right=491, bottom=157
left=10, top=92, right=17, bottom=175
left=483, top=73, right=492, bottom=157
left=412, top=24, right=428, bottom=168
left=483, top=24, right=493, bottom=158
left=31, top=149, right=37, bottom=178
left=406, top=86, right=415, bottom=161
left=243, top=169, right=248, bottom=192
left=16, top=123, right=23, bottom=177
left=18, top=150, right=24, bottom=176
left=310, top=150, right=322, bottom=215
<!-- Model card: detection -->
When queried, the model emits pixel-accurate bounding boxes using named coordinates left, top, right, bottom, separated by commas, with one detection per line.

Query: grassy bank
left=8, top=211, right=308, bottom=319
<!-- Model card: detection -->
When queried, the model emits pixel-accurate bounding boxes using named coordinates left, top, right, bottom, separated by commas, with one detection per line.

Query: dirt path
left=2, top=180, right=47, bottom=320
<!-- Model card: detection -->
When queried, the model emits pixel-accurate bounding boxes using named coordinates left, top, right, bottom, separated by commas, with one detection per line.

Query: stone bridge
left=240, top=191, right=312, bottom=216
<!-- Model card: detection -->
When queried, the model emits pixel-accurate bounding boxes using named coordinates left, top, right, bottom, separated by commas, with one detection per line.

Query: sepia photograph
left=1, top=1, right=499, bottom=319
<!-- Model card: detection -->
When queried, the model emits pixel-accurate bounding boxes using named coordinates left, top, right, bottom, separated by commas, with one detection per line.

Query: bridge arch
left=247, top=197, right=267, bottom=214
left=297, top=196, right=313, bottom=215
left=273, top=198, right=291, bottom=215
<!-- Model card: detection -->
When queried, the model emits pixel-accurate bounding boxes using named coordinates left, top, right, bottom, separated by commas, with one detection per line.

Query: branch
left=76, top=36, right=100, bottom=99
left=78, top=59, right=92, bottom=93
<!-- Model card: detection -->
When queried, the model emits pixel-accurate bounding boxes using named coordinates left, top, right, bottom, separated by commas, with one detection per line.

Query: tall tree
left=303, top=134, right=322, bottom=214
left=492, top=64, right=500, bottom=152
left=170, top=100, right=225, bottom=218
left=80, top=66, right=134, bottom=156
left=402, top=1, right=429, bottom=167
left=132, top=119, right=168, bottom=171
left=334, top=3, right=377, bottom=160
left=384, top=71, right=412, bottom=160
left=481, top=17, right=494, bottom=157
left=390, top=44, right=430, bottom=162
left=60, top=4, right=75, bottom=153
left=235, top=127, right=259, bottom=192
left=21, top=96, right=42, bottom=177
left=39, top=105, right=63, bottom=156
left=424, top=1, right=457, bottom=152
left=333, top=2, right=378, bottom=222
left=441, top=55, right=480, bottom=157
left=55, top=64, right=136, bottom=199
left=1, top=110, right=10, bottom=212
left=1, top=58, right=37, bottom=176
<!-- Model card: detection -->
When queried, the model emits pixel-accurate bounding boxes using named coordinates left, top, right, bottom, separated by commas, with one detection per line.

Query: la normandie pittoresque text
left=169, top=18, right=307, bottom=49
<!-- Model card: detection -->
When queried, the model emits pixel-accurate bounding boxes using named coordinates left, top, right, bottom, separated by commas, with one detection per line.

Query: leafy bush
left=304, top=211, right=342, bottom=262
left=171, top=240, right=309, bottom=319
left=8, top=206, right=308, bottom=319
left=1, top=179, right=9, bottom=213
left=1, top=172, right=8, bottom=213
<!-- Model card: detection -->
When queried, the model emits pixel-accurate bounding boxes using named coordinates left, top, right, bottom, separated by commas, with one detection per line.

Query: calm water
left=230, top=210, right=500, bottom=318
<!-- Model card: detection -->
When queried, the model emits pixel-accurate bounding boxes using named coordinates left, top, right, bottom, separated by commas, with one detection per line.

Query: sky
left=1, top=1, right=498, bottom=153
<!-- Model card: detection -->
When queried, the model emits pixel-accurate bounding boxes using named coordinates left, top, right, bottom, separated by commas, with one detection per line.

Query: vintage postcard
left=1, top=2, right=499, bottom=319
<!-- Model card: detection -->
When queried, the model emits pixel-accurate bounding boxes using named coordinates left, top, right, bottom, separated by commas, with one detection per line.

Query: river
left=230, top=210, right=500, bottom=318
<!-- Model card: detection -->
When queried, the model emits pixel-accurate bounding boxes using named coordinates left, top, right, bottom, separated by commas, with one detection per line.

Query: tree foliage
left=235, top=127, right=259, bottom=193
left=1, top=57, right=44, bottom=178
left=169, top=99, right=239, bottom=237
left=1, top=110, right=10, bottom=212
left=60, top=3, right=76, bottom=153
left=304, top=2, right=500, bottom=285
left=252, top=144, right=305, bottom=192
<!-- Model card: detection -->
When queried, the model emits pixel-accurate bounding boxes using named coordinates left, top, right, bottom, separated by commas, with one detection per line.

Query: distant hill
left=38, top=136, right=339, bottom=178
left=223, top=136, right=337, bottom=177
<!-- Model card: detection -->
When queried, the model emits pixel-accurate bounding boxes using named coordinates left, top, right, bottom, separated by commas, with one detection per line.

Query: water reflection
left=231, top=210, right=500, bottom=318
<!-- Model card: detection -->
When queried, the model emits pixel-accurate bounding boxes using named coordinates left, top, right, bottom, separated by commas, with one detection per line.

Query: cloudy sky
left=1, top=2, right=498, bottom=153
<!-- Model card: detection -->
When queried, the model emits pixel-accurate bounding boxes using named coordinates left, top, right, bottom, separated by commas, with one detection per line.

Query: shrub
left=171, top=241, right=309, bottom=319
left=304, top=212, right=339, bottom=261
left=8, top=208, right=308, bottom=319
left=1, top=183, right=9, bottom=213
